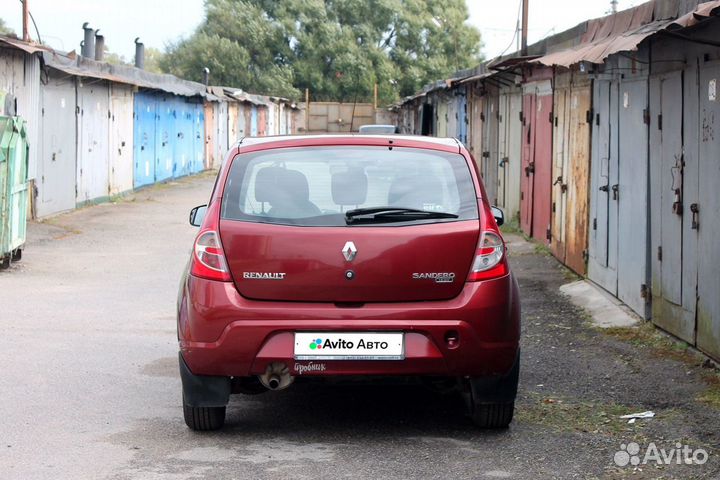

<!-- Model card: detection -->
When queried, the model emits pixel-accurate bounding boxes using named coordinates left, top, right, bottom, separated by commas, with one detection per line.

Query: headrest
left=332, top=168, right=368, bottom=206
left=255, top=167, right=310, bottom=203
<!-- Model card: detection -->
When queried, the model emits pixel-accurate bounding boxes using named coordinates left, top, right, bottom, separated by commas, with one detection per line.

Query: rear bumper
left=178, top=273, right=520, bottom=378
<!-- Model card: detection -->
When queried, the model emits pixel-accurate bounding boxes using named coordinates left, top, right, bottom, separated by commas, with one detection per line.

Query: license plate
left=294, top=332, right=404, bottom=360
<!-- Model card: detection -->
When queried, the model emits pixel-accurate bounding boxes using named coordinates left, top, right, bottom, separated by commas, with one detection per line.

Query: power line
left=495, top=0, right=523, bottom=59
left=18, top=0, right=42, bottom=43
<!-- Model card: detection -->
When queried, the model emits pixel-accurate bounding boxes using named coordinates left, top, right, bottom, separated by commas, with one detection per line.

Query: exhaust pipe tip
left=267, top=375, right=281, bottom=390
left=259, top=362, right=294, bottom=391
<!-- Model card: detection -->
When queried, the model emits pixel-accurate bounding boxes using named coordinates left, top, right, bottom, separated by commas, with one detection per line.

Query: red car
left=177, top=134, right=520, bottom=430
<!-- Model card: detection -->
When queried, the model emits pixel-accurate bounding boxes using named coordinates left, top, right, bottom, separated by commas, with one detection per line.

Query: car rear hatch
left=218, top=145, right=480, bottom=303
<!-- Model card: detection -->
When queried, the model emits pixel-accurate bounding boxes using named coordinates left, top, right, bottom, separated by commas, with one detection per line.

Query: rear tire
left=0, top=254, right=10, bottom=270
left=183, top=401, right=226, bottom=431
left=11, top=249, right=21, bottom=262
left=469, top=401, right=515, bottom=429
left=466, top=350, right=520, bottom=429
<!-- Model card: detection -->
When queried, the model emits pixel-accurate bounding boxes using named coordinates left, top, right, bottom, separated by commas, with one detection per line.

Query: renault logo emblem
left=342, top=241, right=357, bottom=262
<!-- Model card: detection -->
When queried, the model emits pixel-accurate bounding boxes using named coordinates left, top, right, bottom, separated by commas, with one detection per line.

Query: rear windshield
left=221, top=146, right=478, bottom=226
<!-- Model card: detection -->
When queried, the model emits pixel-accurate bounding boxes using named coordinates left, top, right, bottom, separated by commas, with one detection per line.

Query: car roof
left=235, top=134, right=461, bottom=152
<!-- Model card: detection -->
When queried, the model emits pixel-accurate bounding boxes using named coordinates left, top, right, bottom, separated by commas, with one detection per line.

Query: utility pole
left=610, top=0, right=618, bottom=14
left=305, top=88, right=310, bottom=132
left=22, top=0, right=30, bottom=42
left=521, top=0, right=529, bottom=56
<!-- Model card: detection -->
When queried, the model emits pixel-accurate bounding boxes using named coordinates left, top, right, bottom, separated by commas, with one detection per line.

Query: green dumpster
left=0, top=116, right=29, bottom=269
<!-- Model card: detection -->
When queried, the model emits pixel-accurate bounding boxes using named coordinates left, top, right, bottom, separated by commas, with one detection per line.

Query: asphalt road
left=1, top=174, right=718, bottom=479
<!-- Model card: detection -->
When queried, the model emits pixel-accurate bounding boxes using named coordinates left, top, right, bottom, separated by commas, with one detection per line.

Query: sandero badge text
left=308, top=337, right=389, bottom=350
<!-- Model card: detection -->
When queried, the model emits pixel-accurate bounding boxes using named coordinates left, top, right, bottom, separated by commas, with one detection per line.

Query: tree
left=142, top=47, right=166, bottom=74
left=104, top=45, right=165, bottom=74
left=104, top=50, right=129, bottom=66
left=160, top=0, right=482, bottom=103
left=0, top=18, right=15, bottom=36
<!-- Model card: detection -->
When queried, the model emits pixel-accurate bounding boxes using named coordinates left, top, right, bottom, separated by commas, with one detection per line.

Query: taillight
left=467, top=231, right=508, bottom=281
left=190, top=229, right=232, bottom=281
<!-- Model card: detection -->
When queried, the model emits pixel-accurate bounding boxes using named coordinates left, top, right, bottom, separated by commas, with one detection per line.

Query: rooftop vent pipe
left=81, top=22, right=96, bottom=59
left=134, top=38, right=145, bottom=69
left=94, top=31, right=105, bottom=61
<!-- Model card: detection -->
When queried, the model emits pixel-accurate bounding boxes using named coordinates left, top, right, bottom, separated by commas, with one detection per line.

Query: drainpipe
left=521, top=0, right=529, bottom=56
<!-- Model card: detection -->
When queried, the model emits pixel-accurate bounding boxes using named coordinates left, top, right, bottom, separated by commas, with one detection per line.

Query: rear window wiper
left=345, top=207, right=459, bottom=224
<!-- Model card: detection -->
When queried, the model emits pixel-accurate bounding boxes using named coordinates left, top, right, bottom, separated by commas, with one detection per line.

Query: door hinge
left=519, top=111, right=524, bottom=123
left=480, top=112, right=485, bottom=121
left=641, top=283, right=649, bottom=302
left=552, top=201, right=556, bottom=213
left=643, top=109, right=650, bottom=125
left=593, top=218, right=597, bottom=230
left=482, top=151, right=490, bottom=158
left=582, top=249, right=589, bottom=263
left=657, top=114, right=663, bottom=130
left=596, top=113, right=600, bottom=126
left=548, top=111, right=554, bottom=123
left=520, top=191, right=524, bottom=200
left=546, top=228, right=552, bottom=241
left=657, top=246, right=663, bottom=262
left=554, top=116, right=558, bottom=127
left=586, top=109, right=593, bottom=124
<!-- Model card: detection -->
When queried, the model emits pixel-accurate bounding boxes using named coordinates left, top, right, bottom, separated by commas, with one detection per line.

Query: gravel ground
left=0, top=174, right=718, bottom=479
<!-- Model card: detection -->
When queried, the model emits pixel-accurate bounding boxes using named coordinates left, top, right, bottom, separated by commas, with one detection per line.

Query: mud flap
left=179, top=353, right=231, bottom=408
left=467, top=348, right=520, bottom=404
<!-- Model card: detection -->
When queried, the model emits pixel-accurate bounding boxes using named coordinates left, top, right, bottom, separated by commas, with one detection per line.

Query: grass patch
left=558, top=264, right=581, bottom=281
left=500, top=216, right=522, bottom=235
left=602, top=322, right=694, bottom=364
left=533, top=242, right=552, bottom=256
left=516, top=393, right=650, bottom=436
left=697, top=372, right=720, bottom=409
left=601, top=322, right=720, bottom=411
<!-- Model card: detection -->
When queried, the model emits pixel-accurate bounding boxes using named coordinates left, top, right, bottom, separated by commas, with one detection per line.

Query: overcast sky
left=5, top=0, right=639, bottom=60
